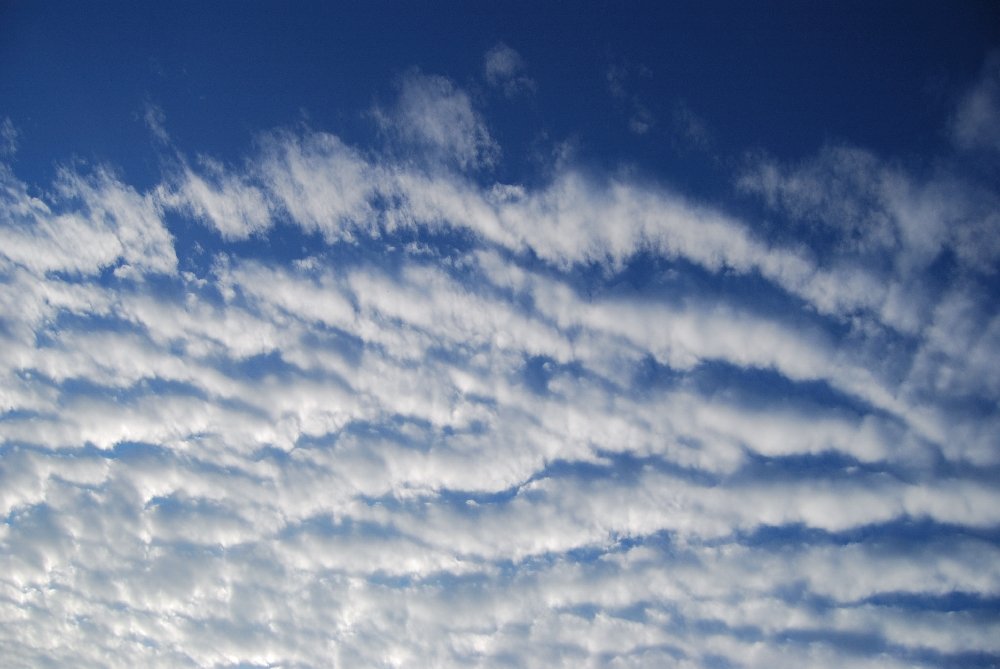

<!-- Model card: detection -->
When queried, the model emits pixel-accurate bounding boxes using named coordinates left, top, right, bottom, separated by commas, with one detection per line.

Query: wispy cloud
left=606, top=62, right=657, bottom=136
left=0, top=118, right=17, bottom=156
left=484, top=42, right=536, bottom=98
left=952, top=51, right=1000, bottom=153
left=143, top=102, right=170, bottom=145
left=376, top=70, right=500, bottom=170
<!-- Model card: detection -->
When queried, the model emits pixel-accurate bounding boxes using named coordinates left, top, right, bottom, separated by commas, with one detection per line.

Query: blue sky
left=2, top=2, right=1000, bottom=667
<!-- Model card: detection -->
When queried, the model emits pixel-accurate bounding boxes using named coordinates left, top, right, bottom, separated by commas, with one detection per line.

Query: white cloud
left=605, top=63, right=657, bottom=136
left=379, top=70, right=500, bottom=170
left=952, top=52, right=1000, bottom=153
left=0, top=163, right=176, bottom=277
left=0, top=117, right=18, bottom=156
left=1, top=68, right=998, bottom=668
left=672, top=103, right=713, bottom=150
left=606, top=64, right=629, bottom=99
left=158, top=156, right=272, bottom=240
left=628, top=104, right=654, bottom=135
left=142, top=103, right=169, bottom=144
left=256, top=128, right=377, bottom=239
left=738, top=144, right=1000, bottom=336
left=484, top=42, right=536, bottom=97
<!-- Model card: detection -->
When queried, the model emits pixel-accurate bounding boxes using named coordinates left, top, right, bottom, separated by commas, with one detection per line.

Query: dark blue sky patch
left=630, top=354, right=686, bottom=395
left=3, top=1, right=997, bottom=182
left=34, top=308, right=147, bottom=345
left=587, top=249, right=829, bottom=326
left=0, top=407, right=52, bottom=425
left=436, top=486, right=522, bottom=510
left=338, top=415, right=440, bottom=454
left=774, top=627, right=893, bottom=659
left=277, top=514, right=400, bottom=542
left=521, top=354, right=567, bottom=396
left=861, top=591, right=1000, bottom=616
left=107, top=440, right=174, bottom=462
left=678, top=359, right=885, bottom=422
left=526, top=455, right=645, bottom=487
left=777, top=629, right=1000, bottom=669
left=732, top=450, right=902, bottom=485
left=213, top=350, right=295, bottom=383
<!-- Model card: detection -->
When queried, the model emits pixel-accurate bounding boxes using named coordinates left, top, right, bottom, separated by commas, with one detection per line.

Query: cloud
left=606, top=62, right=657, bottom=135
left=143, top=103, right=170, bottom=144
left=672, top=102, right=713, bottom=150
left=484, top=42, right=536, bottom=97
left=0, top=117, right=17, bottom=156
left=738, top=144, right=1000, bottom=327
left=158, top=156, right=272, bottom=240
left=1, top=68, right=999, bottom=668
left=628, top=104, right=654, bottom=135
left=378, top=70, right=500, bottom=170
left=952, top=52, right=1000, bottom=153
left=0, top=163, right=176, bottom=277
left=606, top=63, right=629, bottom=99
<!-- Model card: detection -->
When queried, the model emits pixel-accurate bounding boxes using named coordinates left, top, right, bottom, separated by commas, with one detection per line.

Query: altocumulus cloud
left=2, top=59, right=1000, bottom=669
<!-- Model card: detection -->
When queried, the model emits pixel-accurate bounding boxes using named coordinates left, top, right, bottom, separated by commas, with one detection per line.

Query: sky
left=2, top=1, right=1000, bottom=667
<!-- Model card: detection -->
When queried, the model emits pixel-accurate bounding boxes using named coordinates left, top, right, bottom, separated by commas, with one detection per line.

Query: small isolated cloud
left=379, top=70, right=499, bottom=170
left=629, top=103, right=655, bottom=135
left=484, top=42, right=536, bottom=97
left=673, top=102, right=713, bottom=149
left=605, top=63, right=628, bottom=99
left=0, top=117, right=17, bottom=156
left=952, top=52, right=1000, bottom=153
left=143, top=102, right=170, bottom=144
left=605, top=62, right=657, bottom=136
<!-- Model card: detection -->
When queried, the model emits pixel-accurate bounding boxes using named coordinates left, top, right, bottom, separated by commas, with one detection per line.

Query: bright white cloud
left=0, top=164, right=176, bottom=277
left=158, top=157, right=272, bottom=240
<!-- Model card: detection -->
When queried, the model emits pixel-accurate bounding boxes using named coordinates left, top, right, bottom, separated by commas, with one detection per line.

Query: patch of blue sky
left=734, top=518, right=1000, bottom=552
